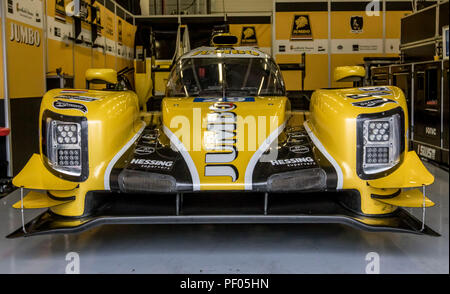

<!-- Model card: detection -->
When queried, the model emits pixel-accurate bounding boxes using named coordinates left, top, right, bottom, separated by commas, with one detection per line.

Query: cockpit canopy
left=166, top=51, right=286, bottom=98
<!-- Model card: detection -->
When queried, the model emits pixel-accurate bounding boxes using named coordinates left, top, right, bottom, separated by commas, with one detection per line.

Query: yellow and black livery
left=7, top=33, right=438, bottom=237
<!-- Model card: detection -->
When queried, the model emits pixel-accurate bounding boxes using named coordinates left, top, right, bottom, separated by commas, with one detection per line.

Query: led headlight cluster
left=57, top=149, right=80, bottom=167
left=357, top=108, right=404, bottom=179
left=50, top=121, right=82, bottom=174
left=42, top=110, right=88, bottom=181
left=367, top=121, right=390, bottom=142
left=56, top=124, right=78, bottom=144
left=365, top=147, right=389, bottom=164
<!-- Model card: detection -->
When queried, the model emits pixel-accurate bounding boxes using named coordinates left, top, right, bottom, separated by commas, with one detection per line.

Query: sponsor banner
left=385, top=38, right=401, bottom=54
left=240, top=26, right=258, bottom=46
left=47, top=15, right=72, bottom=42
left=275, top=39, right=328, bottom=55
left=331, top=39, right=383, bottom=54
left=276, top=39, right=400, bottom=55
left=55, top=0, right=66, bottom=23
left=350, top=16, right=363, bottom=33
left=290, top=15, right=313, bottom=41
left=6, top=0, right=43, bottom=29
left=105, top=37, right=116, bottom=56
left=9, top=21, right=41, bottom=47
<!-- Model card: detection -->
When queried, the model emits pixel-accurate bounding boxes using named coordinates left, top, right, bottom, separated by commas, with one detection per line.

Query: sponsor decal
left=55, top=0, right=66, bottom=23
left=204, top=102, right=239, bottom=182
left=93, top=3, right=102, bottom=36
left=346, top=91, right=392, bottom=99
left=359, top=86, right=391, bottom=92
left=191, top=49, right=260, bottom=57
left=270, top=157, right=315, bottom=167
left=418, top=145, right=436, bottom=160
left=352, top=98, right=397, bottom=108
left=288, top=131, right=307, bottom=138
left=16, top=1, right=34, bottom=20
left=289, top=145, right=310, bottom=154
left=61, top=89, right=88, bottom=93
left=425, top=127, right=437, bottom=136
left=354, top=44, right=378, bottom=52
left=142, top=133, right=158, bottom=140
left=130, top=158, right=174, bottom=171
left=194, top=97, right=255, bottom=103
left=135, top=146, right=155, bottom=155
left=53, top=100, right=88, bottom=113
left=7, top=0, right=43, bottom=28
left=8, top=0, right=13, bottom=14
left=54, top=94, right=99, bottom=102
left=240, top=26, right=258, bottom=46
left=118, top=19, right=123, bottom=44
left=9, top=23, right=40, bottom=47
left=351, top=16, right=363, bottom=33
left=279, top=45, right=286, bottom=52
left=290, top=15, right=313, bottom=41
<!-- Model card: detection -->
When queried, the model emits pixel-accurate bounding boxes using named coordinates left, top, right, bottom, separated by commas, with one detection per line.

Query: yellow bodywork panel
left=374, top=189, right=435, bottom=208
left=162, top=97, right=288, bottom=190
left=85, top=68, right=118, bottom=84
left=368, top=151, right=434, bottom=188
left=12, top=190, right=74, bottom=209
left=334, top=66, right=366, bottom=82
left=12, top=154, right=78, bottom=191
left=134, top=58, right=153, bottom=108
left=154, top=60, right=171, bottom=95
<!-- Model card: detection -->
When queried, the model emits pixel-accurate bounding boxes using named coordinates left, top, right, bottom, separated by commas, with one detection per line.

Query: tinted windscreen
left=166, top=57, right=285, bottom=97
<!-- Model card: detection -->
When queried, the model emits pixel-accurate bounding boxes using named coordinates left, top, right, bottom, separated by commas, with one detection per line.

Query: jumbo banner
left=290, top=15, right=313, bottom=41
left=240, top=26, right=258, bottom=46
left=5, top=0, right=44, bottom=99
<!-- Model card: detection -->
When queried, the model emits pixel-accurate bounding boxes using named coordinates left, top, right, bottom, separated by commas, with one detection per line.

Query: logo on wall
left=240, top=26, right=258, bottom=46
left=55, top=0, right=66, bottom=23
left=9, top=22, right=41, bottom=47
left=350, top=16, right=363, bottom=33
left=290, top=15, right=313, bottom=41
left=118, top=19, right=123, bottom=44
left=8, top=0, right=13, bottom=14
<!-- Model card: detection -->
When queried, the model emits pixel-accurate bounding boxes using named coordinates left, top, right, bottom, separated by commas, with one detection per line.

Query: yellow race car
left=7, top=33, right=438, bottom=238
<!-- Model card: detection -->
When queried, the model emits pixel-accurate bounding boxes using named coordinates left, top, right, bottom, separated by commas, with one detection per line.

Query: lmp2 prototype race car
left=7, top=32, right=438, bottom=238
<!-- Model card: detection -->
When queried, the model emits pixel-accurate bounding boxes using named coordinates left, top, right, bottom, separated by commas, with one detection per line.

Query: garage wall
left=274, top=0, right=412, bottom=90
left=46, top=0, right=136, bottom=89
left=1, top=0, right=137, bottom=177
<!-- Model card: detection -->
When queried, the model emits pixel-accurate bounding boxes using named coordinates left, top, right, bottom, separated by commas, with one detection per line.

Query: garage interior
left=0, top=0, right=448, bottom=274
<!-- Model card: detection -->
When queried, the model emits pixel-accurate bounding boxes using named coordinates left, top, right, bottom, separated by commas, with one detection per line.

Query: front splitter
left=7, top=208, right=439, bottom=238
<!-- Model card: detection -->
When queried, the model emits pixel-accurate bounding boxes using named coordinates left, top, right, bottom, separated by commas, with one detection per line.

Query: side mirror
left=85, top=68, right=118, bottom=88
left=334, top=66, right=366, bottom=82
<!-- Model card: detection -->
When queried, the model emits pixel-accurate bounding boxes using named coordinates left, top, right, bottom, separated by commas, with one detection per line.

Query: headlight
left=356, top=107, right=405, bottom=179
left=42, top=110, right=88, bottom=181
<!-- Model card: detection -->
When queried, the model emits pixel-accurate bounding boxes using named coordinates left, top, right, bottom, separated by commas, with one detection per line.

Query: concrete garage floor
left=0, top=162, right=447, bottom=274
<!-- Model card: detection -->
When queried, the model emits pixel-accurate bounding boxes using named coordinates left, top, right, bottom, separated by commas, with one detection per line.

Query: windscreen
left=166, top=57, right=285, bottom=97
